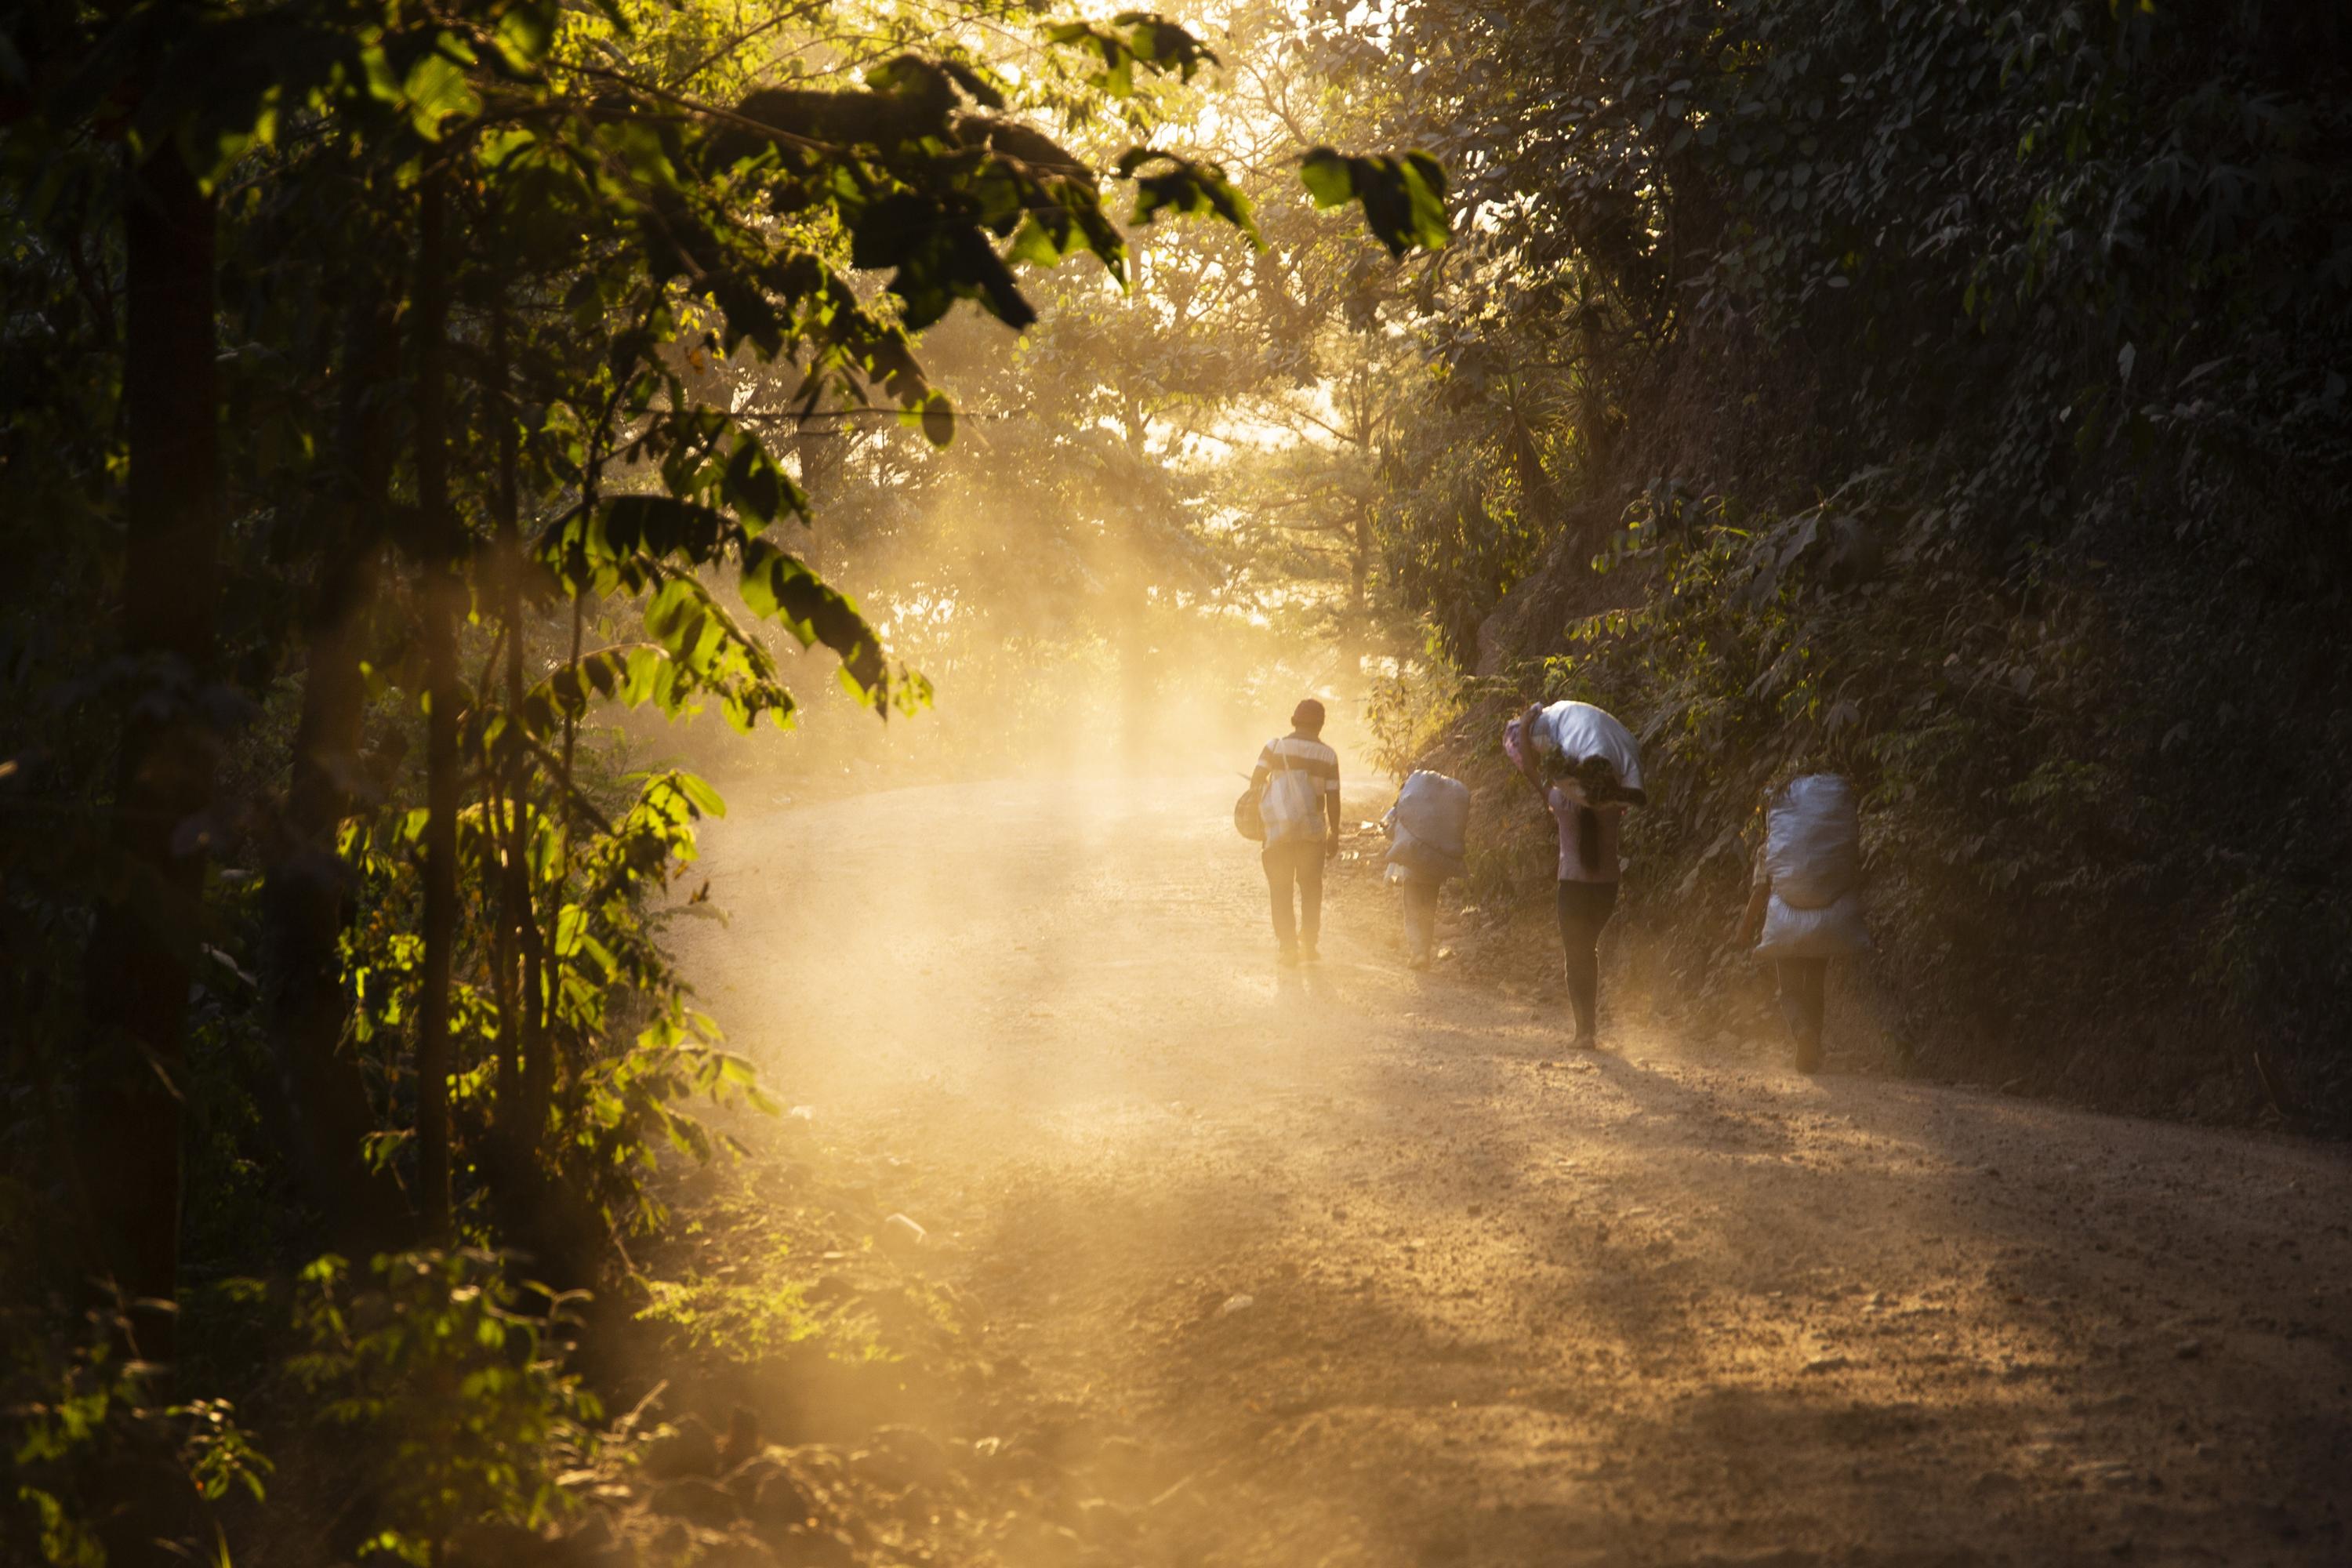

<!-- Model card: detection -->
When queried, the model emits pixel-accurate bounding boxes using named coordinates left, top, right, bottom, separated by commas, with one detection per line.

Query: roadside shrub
left=286, top=1250, right=599, bottom=1565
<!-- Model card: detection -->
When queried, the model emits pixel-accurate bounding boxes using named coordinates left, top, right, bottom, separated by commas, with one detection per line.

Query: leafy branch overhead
left=6, top=0, right=1449, bottom=780
left=1301, top=148, right=1450, bottom=258
left=1045, top=10, right=1222, bottom=97
left=1120, top=149, right=1261, bottom=245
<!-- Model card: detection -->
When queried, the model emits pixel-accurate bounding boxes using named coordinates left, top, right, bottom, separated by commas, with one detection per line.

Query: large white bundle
left=1534, top=701, right=1644, bottom=792
left=1755, top=891, right=1871, bottom=958
left=1764, top=773, right=1860, bottom=909
left=1392, top=770, right=1470, bottom=857
left=1386, top=824, right=1466, bottom=881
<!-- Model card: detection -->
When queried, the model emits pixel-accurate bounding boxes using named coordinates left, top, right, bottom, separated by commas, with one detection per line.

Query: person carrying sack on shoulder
left=1737, top=771, right=1871, bottom=1073
left=1381, top=769, right=1469, bottom=971
left=1247, top=699, right=1342, bottom=967
left=1504, top=699, right=1646, bottom=1049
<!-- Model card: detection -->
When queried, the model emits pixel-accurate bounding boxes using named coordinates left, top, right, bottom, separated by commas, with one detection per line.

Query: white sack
left=1765, top=773, right=1860, bottom=909
left=1393, top=770, right=1471, bottom=857
left=1385, top=822, right=1465, bottom=882
left=1534, top=701, right=1644, bottom=792
left=1755, top=890, right=1871, bottom=959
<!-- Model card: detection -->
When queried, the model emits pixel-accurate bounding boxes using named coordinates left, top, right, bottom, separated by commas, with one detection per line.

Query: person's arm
left=1324, top=764, right=1344, bottom=855
left=1508, top=706, right=1552, bottom=812
left=1737, top=832, right=1770, bottom=943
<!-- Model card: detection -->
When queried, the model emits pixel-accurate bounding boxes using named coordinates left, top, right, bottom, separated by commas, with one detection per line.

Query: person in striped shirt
left=1250, top=699, right=1344, bottom=966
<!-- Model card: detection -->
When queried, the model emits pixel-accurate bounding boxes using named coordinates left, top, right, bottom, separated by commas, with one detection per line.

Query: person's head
left=1290, top=698, right=1327, bottom=736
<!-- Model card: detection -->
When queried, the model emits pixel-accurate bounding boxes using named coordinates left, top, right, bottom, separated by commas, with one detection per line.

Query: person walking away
left=1737, top=772, right=1870, bottom=1073
left=1250, top=699, right=1342, bottom=966
left=1505, top=700, right=1646, bottom=1048
left=1381, top=769, right=1470, bottom=969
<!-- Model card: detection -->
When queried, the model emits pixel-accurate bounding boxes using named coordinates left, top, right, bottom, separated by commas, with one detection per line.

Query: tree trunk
left=78, top=140, right=220, bottom=1370
left=412, top=176, right=457, bottom=1238
left=261, top=293, right=413, bottom=1258
left=1351, top=500, right=1372, bottom=624
left=490, top=302, right=550, bottom=1156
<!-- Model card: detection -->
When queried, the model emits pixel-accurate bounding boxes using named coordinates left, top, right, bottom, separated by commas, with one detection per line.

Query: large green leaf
left=739, top=541, right=887, bottom=705
left=720, top=437, right=805, bottom=532
left=517, top=644, right=670, bottom=736
left=541, top=495, right=744, bottom=593
left=1120, top=152, right=1264, bottom=248
left=1299, top=148, right=1450, bottom=258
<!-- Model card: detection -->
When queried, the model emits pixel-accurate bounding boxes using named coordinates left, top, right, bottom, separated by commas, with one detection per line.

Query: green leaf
left=939, top=58, right=1007, bottom=111
left=848, top=191, right=942, bottom=274
left=1008, top=212, right=1086, bottom=267
left=739, top=542, right=887, bottom=706
left=918, top=391, right=956, bottom=449
left=1042, top=16, right=1213, bottom=96
left=518, top=644, right=669, bottom=735
left=403, top=42, right=481, bottom=140
left=1109, top=13, right=1218, bottom=78
left=862, top=54, right=946, bottom=98
left=674, top=771, right=727, bottom=818
left=541, top=495, right=741, bottom=593
left=1299, top=147, right=1356, bottom=209
left=1298, top=148, right=1449, bottom=258
left=1123, top=153, right=1264, bottom=247
left=491, top=0, right=556, bottom=72
left=720, top=437, right=803, bottom=532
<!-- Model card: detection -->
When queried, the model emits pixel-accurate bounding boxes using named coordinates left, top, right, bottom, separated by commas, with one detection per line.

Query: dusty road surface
left=677, top=776, right=2352, bottom=1568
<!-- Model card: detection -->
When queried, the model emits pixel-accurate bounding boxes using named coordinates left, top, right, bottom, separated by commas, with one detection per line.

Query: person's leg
left=1403, top=879, right=1438, bottom=964
left=1778, top=957, right=1828, bottom=1070
left=1588, top=881, right=1620, bottom=1033
left=1296, top=842, right=1325, bottom=956
left=1264, top=844, right=1298, bottom=956
left=1555, top=880, right=1619, bottom=1042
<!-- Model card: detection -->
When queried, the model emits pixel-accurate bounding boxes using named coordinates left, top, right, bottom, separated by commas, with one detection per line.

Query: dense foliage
left=0, top=0, right=1438, bottom=1558
left=1354, top=0, right=2352, bottom=1120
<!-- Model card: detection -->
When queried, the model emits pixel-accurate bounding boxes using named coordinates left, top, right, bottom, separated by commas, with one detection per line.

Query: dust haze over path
left=677, top=775, right=2352, bottom=1566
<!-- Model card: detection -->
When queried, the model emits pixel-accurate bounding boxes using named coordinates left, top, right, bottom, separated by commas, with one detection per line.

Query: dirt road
left=677, top=776, right=2352, bottom=1568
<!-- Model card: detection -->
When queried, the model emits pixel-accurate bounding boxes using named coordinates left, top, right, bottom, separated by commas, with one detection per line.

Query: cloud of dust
left=625, top=473, right=1411, bottom=1449
left=628, top=550, right=1387, bottom=808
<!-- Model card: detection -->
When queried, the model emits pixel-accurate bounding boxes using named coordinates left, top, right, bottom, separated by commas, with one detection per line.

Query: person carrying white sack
left=1737, top=772, right=1871, bottom=1073
left=1381, top=770, right=1470, bottom=970
left=1504, top=699, right=1647, bottom=1048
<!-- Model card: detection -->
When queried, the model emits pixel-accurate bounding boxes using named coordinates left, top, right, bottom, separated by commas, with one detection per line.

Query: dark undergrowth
left=1364, top=0, right=2352, bottom=1133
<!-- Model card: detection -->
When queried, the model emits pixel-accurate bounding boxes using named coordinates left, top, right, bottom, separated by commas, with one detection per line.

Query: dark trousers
left=1401, top=877, right=1441, bottom=960
left=1555, top=880, right=1619, bottom=1038
left=1777, top=957, right=1827, bottom=1046
left=1264, top=840, right=1326, bottom=952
